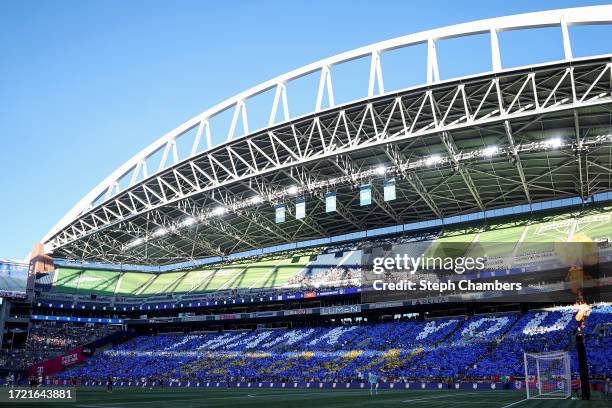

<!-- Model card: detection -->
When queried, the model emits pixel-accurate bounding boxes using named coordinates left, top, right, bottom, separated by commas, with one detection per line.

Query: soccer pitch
left=3, top=388, right=609, bottom=408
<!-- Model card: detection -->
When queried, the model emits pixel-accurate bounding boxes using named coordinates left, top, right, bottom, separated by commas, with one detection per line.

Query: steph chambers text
left=372, top=279, right=522, bottom=293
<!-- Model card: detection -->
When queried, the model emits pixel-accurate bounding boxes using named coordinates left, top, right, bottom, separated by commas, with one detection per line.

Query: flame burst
left=555, top=233, right=598, bottom=300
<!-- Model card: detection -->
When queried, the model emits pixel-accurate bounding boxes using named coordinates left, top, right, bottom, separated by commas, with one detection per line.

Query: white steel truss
left=41, top=6, right=612, bottom=264
left=48, top=58, right=612, bottom=264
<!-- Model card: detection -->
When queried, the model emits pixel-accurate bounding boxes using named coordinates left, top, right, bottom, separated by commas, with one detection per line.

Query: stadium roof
left=43, top=6, right=612, bottom=265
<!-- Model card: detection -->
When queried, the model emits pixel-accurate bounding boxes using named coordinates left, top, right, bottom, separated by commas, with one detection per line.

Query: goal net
left=524, top=351, right=571, bottom=399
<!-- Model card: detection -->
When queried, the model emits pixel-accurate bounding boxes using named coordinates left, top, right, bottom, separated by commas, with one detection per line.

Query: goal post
left=524, top=351, right=571, bottom=399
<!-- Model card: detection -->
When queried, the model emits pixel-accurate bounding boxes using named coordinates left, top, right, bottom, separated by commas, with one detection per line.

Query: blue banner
left=360, top=184, right=371, bottom=206
left=325, top=192, right=336, bottom=213
left=384, top=179, right=396, bottom=201
left=295, top=198, right=305, bottom=219
left=275, top=204, right=286, bottom=223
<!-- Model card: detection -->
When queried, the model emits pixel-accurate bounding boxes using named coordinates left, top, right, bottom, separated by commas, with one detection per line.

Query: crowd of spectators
left=0, top=323, right=119, bottom=370
left=287, top=266, right=361, bottom=288
left=56, top=305, right=611, bottom=384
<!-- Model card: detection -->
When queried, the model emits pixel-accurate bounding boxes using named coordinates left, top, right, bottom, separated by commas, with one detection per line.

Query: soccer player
left=5, top=372, right=14, bottom=387
left=107, top=376, right=113, bottom=393
left=368, top=372, right=378, bottom=396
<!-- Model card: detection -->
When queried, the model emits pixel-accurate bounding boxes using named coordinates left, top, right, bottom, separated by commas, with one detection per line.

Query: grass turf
left=3, top=387, right=609, bottom=408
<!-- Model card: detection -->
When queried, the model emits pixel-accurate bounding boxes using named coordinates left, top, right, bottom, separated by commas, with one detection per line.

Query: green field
left=3, top=388, right=608, bottom=408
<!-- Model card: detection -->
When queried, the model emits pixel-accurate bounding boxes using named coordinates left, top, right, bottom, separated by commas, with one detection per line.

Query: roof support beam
left=439, top=131, right=485, bottom=211
left=573, top=111, right=589, bottom=201
left=503, top=121, right=532, bottom=204
left=46, top=56, right=612, bottom=263
left=384, top=144, right=443, bottom=219
left=405, top=172, right=444, bottom=219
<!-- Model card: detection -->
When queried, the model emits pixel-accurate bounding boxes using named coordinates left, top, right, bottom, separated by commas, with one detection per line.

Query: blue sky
left=0, top=0, right=610, bottom=261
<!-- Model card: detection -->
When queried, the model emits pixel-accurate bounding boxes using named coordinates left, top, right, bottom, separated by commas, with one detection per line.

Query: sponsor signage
left=31, top=315, right=123, bottom=324
left=317, top=289, right=341, bottom=296
left=57, top=380, right=542, bottom=391
left=61, top=352, right=79, bottom=366
left=285, top=308, right=312, bottom=316
left=38, top=287, right=363, bottom=312
left=320, top=304, right=362, bottom=315
left=182, top=315, right=207, bottom=322
left=255, top=311, right=276, bottom=318
left=28, top=347, right=85, bottom=377
left=368, top=300, right=404, bottom=309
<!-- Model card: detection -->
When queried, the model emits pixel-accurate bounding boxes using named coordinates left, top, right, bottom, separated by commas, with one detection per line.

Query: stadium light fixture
left=212, top=206, right=226, bottom=216
left=152, top=228, right=168, bottom=237
left=126, top=237, right=143, bottom=249
left=482, top=146, right=498, bottom=157
left=425, top=154, right=442, bottom=166
left=375, top=165, right=387, bottom=175
left=180, top=217, right=196, bottom=227
left=250, top=195, right=264, bottom=205
left=287, top=185, right=299, bottom=195
left=545, top=137, right=562, bottom=149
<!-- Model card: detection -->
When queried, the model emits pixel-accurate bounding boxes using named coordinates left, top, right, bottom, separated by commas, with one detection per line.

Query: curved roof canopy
left=44, top=6, right=612, bottom=264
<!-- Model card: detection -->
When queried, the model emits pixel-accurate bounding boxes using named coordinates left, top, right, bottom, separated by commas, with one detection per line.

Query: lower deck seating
left=57, top=305, right=611, bottom=382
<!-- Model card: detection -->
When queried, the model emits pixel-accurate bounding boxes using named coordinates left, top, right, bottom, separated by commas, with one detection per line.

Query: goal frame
left=523, top=351, right=571, bottom=399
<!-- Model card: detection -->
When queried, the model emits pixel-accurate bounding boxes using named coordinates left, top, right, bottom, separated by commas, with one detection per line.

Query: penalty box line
left=402, top=391, right=480, bottom=403
left=499, top=398, right=529, bottom=408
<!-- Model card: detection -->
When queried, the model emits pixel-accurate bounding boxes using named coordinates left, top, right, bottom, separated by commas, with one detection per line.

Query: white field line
left=402, top=391, right=480, bottom=403
left=500, top=398, right=529, bottom=408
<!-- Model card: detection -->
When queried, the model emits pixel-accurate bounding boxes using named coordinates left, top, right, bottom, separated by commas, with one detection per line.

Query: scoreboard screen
left=0, top=261, right=28, bottom=298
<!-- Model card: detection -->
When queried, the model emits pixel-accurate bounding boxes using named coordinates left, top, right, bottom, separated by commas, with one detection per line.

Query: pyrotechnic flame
left=555, top=233, right=598, bottom=299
